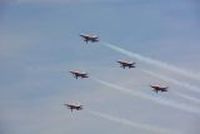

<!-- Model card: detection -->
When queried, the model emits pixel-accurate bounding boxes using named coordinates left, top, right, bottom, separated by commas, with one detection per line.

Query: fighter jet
left=64, top=103, right=83, bottom=112
left=117, top=59, right=136, bottom=69
left=80, top=33, right=99, bottom=43
left=69, top=70, right=89, bottom=79
left=150, top=84, right=168, bottom=93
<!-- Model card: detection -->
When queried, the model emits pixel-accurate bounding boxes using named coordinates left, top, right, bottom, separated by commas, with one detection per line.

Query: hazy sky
left=1, top=0, right=200, bottom=134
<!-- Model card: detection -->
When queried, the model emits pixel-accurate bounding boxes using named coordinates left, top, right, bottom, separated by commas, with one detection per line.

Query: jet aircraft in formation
left=80, top=33, right=99, bottom=43
left=66, top=33, right=170, bottom=113
left=64, top=103, right=83, bottom=112
left=70, top=70, right=89, bottom=79
left=117, top=59, right=136, bottom=69
left=150, top=84, right=168, bottom=93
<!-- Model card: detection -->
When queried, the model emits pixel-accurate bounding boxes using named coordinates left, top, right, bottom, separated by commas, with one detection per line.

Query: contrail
left=142, top=69, right=200, bottom=94
left=92, top=77, right=200, bottom=115
left=88, top=110, right=179, bottom=134
left=102, top=42, right=200, bottom=81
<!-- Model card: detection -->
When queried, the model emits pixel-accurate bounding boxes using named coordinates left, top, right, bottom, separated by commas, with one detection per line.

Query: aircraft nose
left=69, top=70, right=73, bottom=73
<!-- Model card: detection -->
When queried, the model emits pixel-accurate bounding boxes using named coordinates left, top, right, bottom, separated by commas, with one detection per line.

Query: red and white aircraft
left=80, top=33, right=99, bottom=43
left=69, top=70, right=89, bottom=79
left=117, top=59, right=136, bottom=69
left=64, top=103, right=83, bottom=112
left=150, top=84, right=168, bottom=93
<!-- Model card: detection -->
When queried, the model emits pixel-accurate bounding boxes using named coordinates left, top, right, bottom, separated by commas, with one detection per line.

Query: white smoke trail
left=141, top=69, right=200, bottom=103
left=141, top=69, right=200, bottom=104
left=92, top=78, right=200, bottom=115
left=174, top=91, right=200, bottom=105
left=88, top=110, right=179, bottom=134
left=142, top=69, right=200, bottom=94
left=102, top=42, right=200, bottom=81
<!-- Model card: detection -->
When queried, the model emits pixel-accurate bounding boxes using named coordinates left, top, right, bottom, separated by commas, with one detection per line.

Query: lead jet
left=80, top=33, right=99, bottom=43
left=64, top=103, right=83, bottom=112
left=117, top=59, right=136, bottom=69
left=150, top=84, right=168, bottom=93
left=69, top=70, right=89, bottom=79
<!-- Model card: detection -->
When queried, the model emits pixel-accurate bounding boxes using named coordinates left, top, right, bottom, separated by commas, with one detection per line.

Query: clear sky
left=1, top=0, right=200, bottom=134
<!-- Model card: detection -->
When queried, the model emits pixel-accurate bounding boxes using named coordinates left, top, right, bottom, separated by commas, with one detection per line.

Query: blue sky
left=1, top=0, right=200, bottom=134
